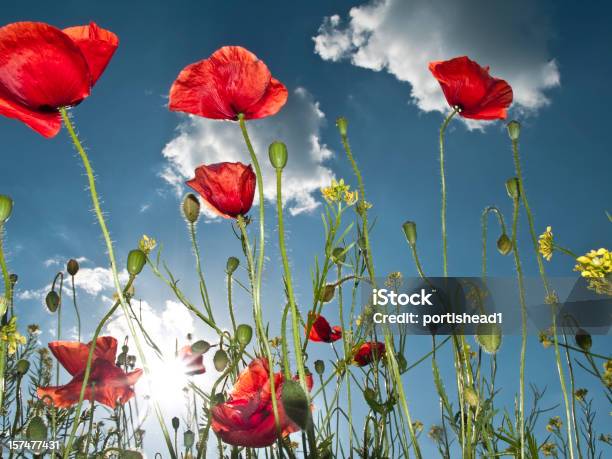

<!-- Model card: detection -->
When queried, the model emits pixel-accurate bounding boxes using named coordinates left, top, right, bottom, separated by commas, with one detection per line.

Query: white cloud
left=314, top=0, right=560, bottom=120
left=161, top=87, right=335, bottom=216
left=43, top=256, right=89, bottom=268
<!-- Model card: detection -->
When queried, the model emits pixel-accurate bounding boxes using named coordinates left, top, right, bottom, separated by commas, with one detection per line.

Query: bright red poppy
left=37, top=336, right=142, bottom=409
left=179, top=345, right=206, bottom=376
left=169, top=46, right=288, bottom=121
left=0, top=21, right=118, bottom=137
left=186, top=162, right=256, bottom=219
left=307, top=314, right=342, bottom=343
left=353, top=341, right=386, bottom=367
left=211, top=358, right=313, bottom=448
left=428, top=56, right=513, bottom=120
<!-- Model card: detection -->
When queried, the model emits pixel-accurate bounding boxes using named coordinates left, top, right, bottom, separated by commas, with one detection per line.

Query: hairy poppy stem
left=481, top=206, right=508, bottom=280
left=70, top=275, right=81, bottom=342
left=0, top=224, right=11, bottom=411
left=188, top=221, right=214, bottom=322
left=510, top=136, right=575, bottom=459
left=59, top=108, right=177, bottom=459
left=510, top=194, right=528, bottom=459
left=439, top=108, right=458, bottom=277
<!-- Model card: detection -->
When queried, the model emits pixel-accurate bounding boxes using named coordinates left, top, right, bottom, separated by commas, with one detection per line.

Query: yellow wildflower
left=428, top=425, right=444, bottom=442
left=412, top=421, right=424, bottom=433
left=574, top=248, right=612, bottom=278
left=321, top=179, right=356, bottom=204
left=574, top=388, right=588, bottom=402
left=139, top=234, right=157, bottom=255
left=541, top=442, right=557, bottom=457
left=538, top=226, right=554, bottom=261
left=385, top=272, right=403, bottom=289
left=1, top=317, right=26, bottom=354
left=539, top=328, right=553, bottom=348
left=546, top=416, right=562, bottom=432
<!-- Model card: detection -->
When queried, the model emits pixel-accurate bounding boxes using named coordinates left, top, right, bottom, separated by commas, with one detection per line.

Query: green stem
left=60, top=108, right=177, bottom=459
left=510, top=195, right=528, bottom=459
left=189, top=221, right=214, bottom=321
left=71, top=275, right=81, bottom=342
left=511, top=136, right=574, bottom=459
left=554, top=245, right=578, bottom=259
left=481, top=206, right=508, bottom=279
left=439, top=109, right=458, bottom=277
left=0, top=223, right=11, bottom=411
left=227, top=273, right=237, bottom=335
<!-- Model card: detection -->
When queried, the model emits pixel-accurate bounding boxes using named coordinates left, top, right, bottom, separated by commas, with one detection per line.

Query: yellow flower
left=574, top=248, right=612, bottom=278
left=574, top=388, right=588, bottom=402
left=538, top=226, right=554, bottom=261
left=541, top=442, right=557, bottom=457
left=546, top=416, right=562, bottom=432
left=428, top=425, right=443, bottom=442
left=539, top=328, right=553, bottom=348
left=139, top=234, right=157, bottom=255
left=343, top=190, right=359, bottom=206
left=385, top=272, right=403, bottom=288
left=1, top=317, right=26, bottom=355
left=321, top=179, right=352, bottom=204
left=412, top=420, right=424, bottom=433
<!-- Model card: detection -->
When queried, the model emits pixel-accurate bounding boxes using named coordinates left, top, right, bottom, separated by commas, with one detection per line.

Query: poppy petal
left=63, top=22, right=118, bottom=86
left=0, top=95, right=61, bottom=137
left=0, top=22, right=91, bottom=111
left=48, top=336, right=117, bottom=376
left=245, top=78, right=288, bottom=119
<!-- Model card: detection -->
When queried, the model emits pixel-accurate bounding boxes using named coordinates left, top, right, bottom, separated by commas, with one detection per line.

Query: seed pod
left=314, top=360, right=325, bottom=375
left=213, top=349, right=229, bottom=372
left=184, top=430, right=195, bottom=449
left=507, top=120, right=521, bottom=141
left=268, top=141, right=288, bottom=170
left=0, top=194, right=13, bottom=224
left=67, top=259, right=80, bottom=276
left=236, top=324, right=253, bottom=347
left=505, top=177, right=520, bottom=200
left=226, top=257, right=239, bottom=275
left=475, top=323, right=502, bottom=354
left=191, top=340, right=211, bottom=355
left=463, top=386, right=479, bottom=408
left=575, top=329, right=592, bottom=352
left=182, top=193, right=201, bottom=223
left=171, top=416, right=180, bottom=430
left=26, top=416, right=47, bottom=441
left=332, top=247, right=346, bottom=264
left=45, top=291, right=60, bottom=313
left=496, top=234, right=512, bottom=256
left=127, top=249, right=147, bottom=276
left=336, top=117, right=348, bottom=137
left=319, top=284, right=335, bottom=303
left=402, top=221, right=417, bottom=247
left=16, top=359, right=30, bottom=375
left=281, top=380, right=310, bottom=430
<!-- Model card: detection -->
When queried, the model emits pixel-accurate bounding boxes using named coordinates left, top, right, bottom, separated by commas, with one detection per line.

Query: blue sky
left=1, top=0, right=611, bottom=456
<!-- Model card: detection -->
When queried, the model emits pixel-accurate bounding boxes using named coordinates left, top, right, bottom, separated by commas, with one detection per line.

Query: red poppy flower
left=211, top=358, right=313, bottom=448
left=0, top=21, right=118, bottom=137
left=179, top=345, right=206, bottom=376
left=169, top=46, right=288, bottom=121
left=353, top=341, right=386, bottom=367
left=428, top=56, right=513, bottom=120
left=307, top=314, right=342, bottom=343
left=37, top=336, right=142, bottom=408
left=186, top=162, right=256, bottom=219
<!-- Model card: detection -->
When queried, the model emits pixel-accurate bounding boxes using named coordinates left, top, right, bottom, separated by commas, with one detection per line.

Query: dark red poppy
left=186, top=162, right=256, bottom=219
left=353, top=341, right=386, bottom=367
left=169, top=46, right=288, bottom=121
left=211, top=358, right=313, bottom=448
left=179, top=345, right=206, bottom=376
left=428, top=56, right=513, bottom=120
left=307, top=314, right=342, bottom=343
left=37, top=336, right=142, bottom=409
left=0, top=21, right=118, bottom=137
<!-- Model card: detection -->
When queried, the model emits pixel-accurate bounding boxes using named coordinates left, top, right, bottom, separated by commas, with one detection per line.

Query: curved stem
left=189, top=221, right=213, bottom=321
left=439, top=109, right=458, bottom=277
left=71, top=275, right=81, bottom=342
left=60, top=108, right=176, bottom=459
left=511, top=136, right=574, bottom=459
left=481, top=206, right=509, bottom=279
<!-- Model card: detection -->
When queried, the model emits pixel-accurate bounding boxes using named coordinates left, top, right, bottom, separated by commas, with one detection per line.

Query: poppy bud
left=358, top=236, right=367, bottom=252
left=171, top=416, right=180, bottom=431
left=184, top=430, right=195, bottom=449
left=496, top=234, right=512, bottom=256
left=226, top=256, right=239, bottom=275
left=314, top=359, right=325, bottom=375
left=45, top=291, right=60, bottom=313
left=9, top=273, right=18, bottom=285
left=127, top=249, right=147, bottom=276
left=0, top=194, right=13, bottom=224
left=281, top=380, right=310, bottom=430
left=505, top=178, right=520, bottom=200
left=396, top=353, right=408, bottom=374
left=402, top=221, right=417, bottom=247
left=268, top=141, right=288, bottom=170
left=463, top=386, right=479, bottom=408
left=213, top=349, right=229, bottom=371
left=67, top=259, right=80, bottom=276
left=182, top=193, right=201, bottom=223
left=507, top=120, right=521, bottom=141
left=26, top=416, right=47, bottom=441
left=320, top=284, right=335, bottom=303
left=122, top=345, right=129, bottom=354
left=575, top=329, right=592, bottom=352
left=475, top=323, right=502, bottom=354
left=117, top=353, right=127, bottom=366
left=236, top=324, right=253, bottom=347
left=16, top=359, right=30, bottom=375
left=128, top=355, right=137, bottom=367
left=336, top=117, right=348, bottom=137
left=332, top=247, right=346, bottom=264
left=191, top=340, right=211, bottom=355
